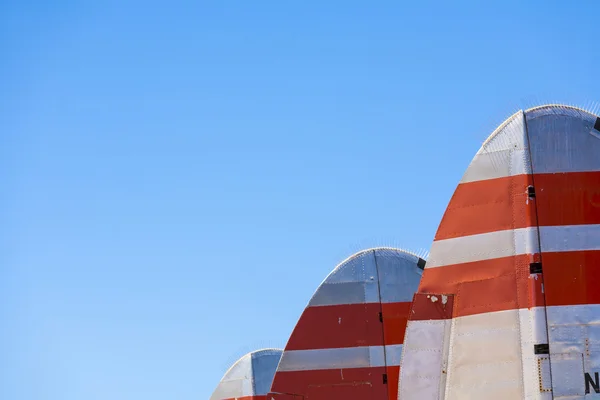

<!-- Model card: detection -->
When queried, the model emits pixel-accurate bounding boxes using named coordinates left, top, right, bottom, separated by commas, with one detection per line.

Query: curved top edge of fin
left=319, top=247, right=424, bottom=286
left=333, top=247, right=422, bottom=270
left=480, top=104, right=600, bottom=151
left=304, top=247, right=424, bottom=307
left=524, top=103, right=599, bottom=118
left=479, top=109, right=524, bottom=150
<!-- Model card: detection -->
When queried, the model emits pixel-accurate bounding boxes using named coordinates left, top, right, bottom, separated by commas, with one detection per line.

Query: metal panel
left=527, top=106, right=599, bottom=174
left=251, top=349, right=282, bottom=395
left=375, top=250, right=423, bottom=303
left=550, top=353, right=585, bottom=397
left=399, top=293, right=454, bottom=400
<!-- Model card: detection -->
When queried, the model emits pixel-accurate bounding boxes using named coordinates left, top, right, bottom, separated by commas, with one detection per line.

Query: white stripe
left=460, top=148, right=530, bottom=183
left=427, top=225, right=600, bottom=268
left=539, top=224, right=600, bottom=253
left=427, top=227, right=539, bottom=268
left=518, top=308, right=552, bottom=400
left=385, top=344, right=403, bottom=366
left=276, top=345, right=403, bottom=372
left=308, top=281, right=380, bottom=306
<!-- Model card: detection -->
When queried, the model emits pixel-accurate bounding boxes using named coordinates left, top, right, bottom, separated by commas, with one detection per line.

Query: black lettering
left=585, top=372, right=600, bottom=394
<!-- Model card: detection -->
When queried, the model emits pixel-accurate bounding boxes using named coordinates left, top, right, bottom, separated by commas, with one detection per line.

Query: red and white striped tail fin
left=398, top=105, right=600, bottom=399
left=268, top=248, right=424, bottom=400
left=211, top=349, right=282, bottom=400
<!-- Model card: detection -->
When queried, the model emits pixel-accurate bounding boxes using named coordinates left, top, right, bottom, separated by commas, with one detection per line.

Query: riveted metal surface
left=269, top=247, right=423, bottom=400
left=527, top=105, right=599, bottom=174
left=375, top=250, right=423, bottom=303
left=549, top=353, right=585, bottom=396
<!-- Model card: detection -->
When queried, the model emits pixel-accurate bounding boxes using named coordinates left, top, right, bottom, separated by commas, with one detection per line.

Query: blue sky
left=1, top=1, right=599, bottom=399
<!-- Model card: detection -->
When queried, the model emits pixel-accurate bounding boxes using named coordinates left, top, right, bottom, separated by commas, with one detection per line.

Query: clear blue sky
left=1, top=1, right=599, bottom=399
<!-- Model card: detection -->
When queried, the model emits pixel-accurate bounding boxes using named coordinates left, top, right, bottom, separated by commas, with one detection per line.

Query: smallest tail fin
left=211, top=349, right=282, bottom=400
left=268, top=248, right=424, bottom=400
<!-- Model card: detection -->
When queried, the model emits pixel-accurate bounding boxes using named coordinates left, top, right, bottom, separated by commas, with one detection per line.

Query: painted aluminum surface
left=398, top=105, right=600, bottom=399
left=268, top=247, right=424, bottom=400
left=211, top=348, right=282, bottom=400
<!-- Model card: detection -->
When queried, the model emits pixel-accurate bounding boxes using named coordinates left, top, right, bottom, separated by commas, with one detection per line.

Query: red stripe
left=284, top=303, right=383, bottom=350
left=409, top=292, right=454, bottom=320
left=435, top=171, right=600, bottom=241
left=381, top=302, right=411, bottom=345
left=415, top=254, right=545, bottom=318
left=270, top=367, right=388, bottom=399
left=284, top=302, right=411, bottom=351
left=386, top=365, right=400, bottom=400
left=535, top=171, right=600, bottom=226
left=271, top=303, right=411, bottom=398
left=435, top=174, right=536, bottom=240
left=541, top=251, right=600, bottom=306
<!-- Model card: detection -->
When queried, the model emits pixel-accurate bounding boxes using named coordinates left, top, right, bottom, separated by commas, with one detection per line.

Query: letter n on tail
left=585, top=372, right=600, bottom=394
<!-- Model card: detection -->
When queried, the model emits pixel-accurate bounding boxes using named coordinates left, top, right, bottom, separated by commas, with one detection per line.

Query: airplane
left=210, top=348, right=282, bottom=400
left=267, top=247, right=424, bottom=400
left=398, top=105, right=600, bottom=399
